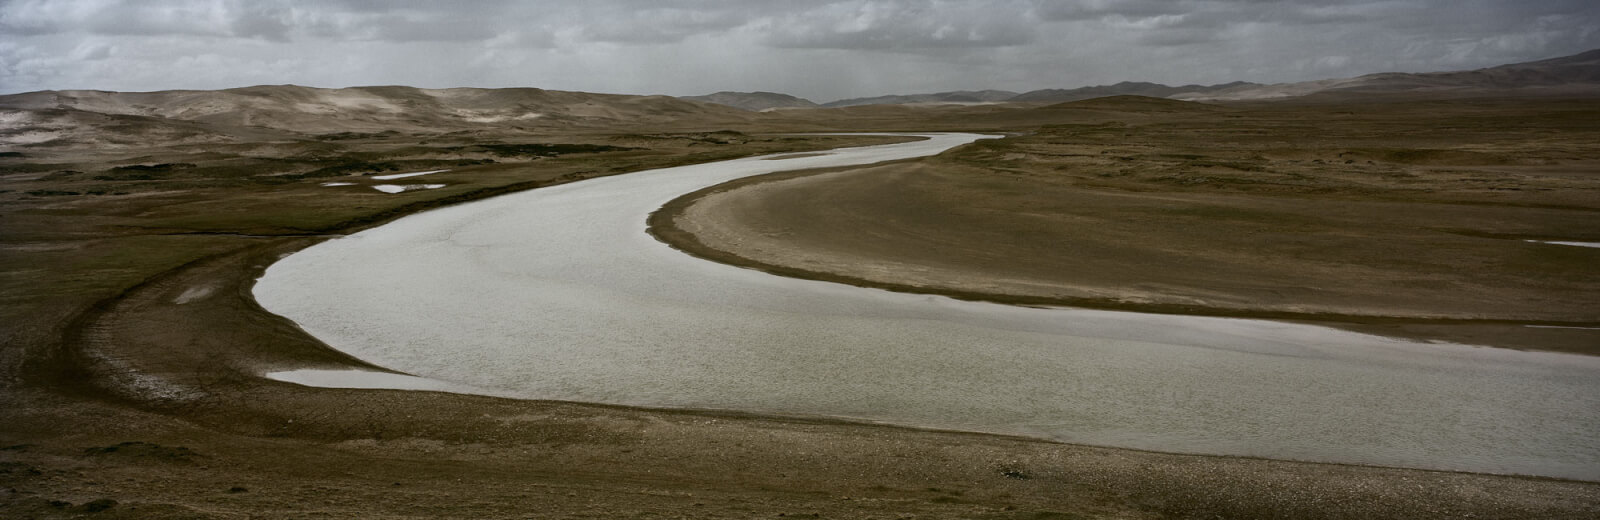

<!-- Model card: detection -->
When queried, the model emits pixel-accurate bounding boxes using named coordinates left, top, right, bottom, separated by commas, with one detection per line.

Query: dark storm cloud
left=0, top=0, right=1597, bottom=101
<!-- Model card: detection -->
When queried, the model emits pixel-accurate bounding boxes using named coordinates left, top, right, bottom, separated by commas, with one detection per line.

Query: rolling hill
left=683, top=49, right=1600, bottom=109
left=680, top=91, right=819, bottom=111
left=1176, top=49, right=1600, bottom=101
left=1011, top=81, right=1257, bottom=103
left=820, top=90, right=1019, bottom=108
left=0, top=85, right=757, bottom=146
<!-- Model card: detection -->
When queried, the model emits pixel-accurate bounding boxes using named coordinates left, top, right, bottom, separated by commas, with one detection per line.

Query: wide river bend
left=255, top=133, right=1600, bottom=480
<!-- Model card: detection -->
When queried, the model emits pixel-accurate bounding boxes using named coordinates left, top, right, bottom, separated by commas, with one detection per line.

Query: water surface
left=256, top=134, right=1600, bottom=480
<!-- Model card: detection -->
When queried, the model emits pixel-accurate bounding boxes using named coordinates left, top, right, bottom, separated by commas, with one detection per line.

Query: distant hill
left=7, top=49, right=1596, bottom=149
left=0, top=85, right=756, bottom=142
left=821, top=90, right=1018, bottom=108
left=1041, top=95, right=1228, bottom=112
left=1175, top=49, right=1600, bottom=101
left=813, top=84, right=1250, bottom=107
left=681, top=91, right=819, bottom=111
left=804, top=50, right=1600, bottom=108
left=1011, top=81, right=1256, bottom=103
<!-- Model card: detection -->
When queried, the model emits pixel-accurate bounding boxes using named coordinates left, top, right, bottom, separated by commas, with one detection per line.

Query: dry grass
left=653, top=97, right=1600, bottom=352
left=3, top=95, right=1598, bottom=518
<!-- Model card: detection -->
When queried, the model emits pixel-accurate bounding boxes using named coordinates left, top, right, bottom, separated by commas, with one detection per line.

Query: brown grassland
left=653, top=96, right=1600, bottom=353
left=2, top=94, right=1599, bottom=518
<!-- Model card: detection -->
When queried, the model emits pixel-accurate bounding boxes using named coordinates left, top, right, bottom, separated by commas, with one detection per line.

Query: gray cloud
left=580, top=5, right=754, bottom=44
left=0, top=0, right=523, bottom=43
left=69, top=40, right=112, bottom=60
left=1034, top=0, right=1188, bottom=22
left=764, top=1, right=1037, bottom=50
left=230, top=4, right=291, bottom=42
left=0, top=0, right=1596, bottom=102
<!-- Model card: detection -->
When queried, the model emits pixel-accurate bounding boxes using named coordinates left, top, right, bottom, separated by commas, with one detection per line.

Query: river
left=254, top=133, right=1600, bottom=480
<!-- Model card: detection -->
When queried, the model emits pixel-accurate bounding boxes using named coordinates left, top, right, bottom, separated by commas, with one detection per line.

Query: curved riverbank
left=647, top=160, right=1600, bottom=355
left=254, top=134, right=1600, bottom=481
left=28, top=235, right=1600, bottom=517
left=14, top=136, right=1594, bottom=517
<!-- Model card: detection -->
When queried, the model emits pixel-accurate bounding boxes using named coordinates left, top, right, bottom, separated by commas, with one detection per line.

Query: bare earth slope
left=652, top=97, right=1600, bottom=353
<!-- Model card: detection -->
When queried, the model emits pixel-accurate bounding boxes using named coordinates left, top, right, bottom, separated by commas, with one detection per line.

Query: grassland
left=0, top=130, right=903, bottom=385
left=653, top=96, right=1600, bottom=353
left=3, top=95, right=1599, bottom=518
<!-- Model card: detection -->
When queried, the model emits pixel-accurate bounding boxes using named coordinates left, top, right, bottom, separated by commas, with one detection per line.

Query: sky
left=1, top=0, right=1597, bottom=103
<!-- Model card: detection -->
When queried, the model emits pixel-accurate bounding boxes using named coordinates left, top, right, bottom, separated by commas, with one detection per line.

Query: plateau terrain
left=3, top=49, right=1600, bottom=519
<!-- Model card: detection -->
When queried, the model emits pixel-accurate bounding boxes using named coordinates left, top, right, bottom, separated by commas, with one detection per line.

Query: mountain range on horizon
left=684, top=48, right=1600, bottom=110
left=0, top=84, right=766, bottom=149
left=3, top=48, right=1597, bottom=150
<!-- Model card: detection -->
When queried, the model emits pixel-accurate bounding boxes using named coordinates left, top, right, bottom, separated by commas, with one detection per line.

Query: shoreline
left=235, top=136, right=1594, bottom=480
left=646, top=162, right=1600, bottom=356
left=63, top=200, right=1600, bottom=485
left=13, top=140, right=1600, bottom=518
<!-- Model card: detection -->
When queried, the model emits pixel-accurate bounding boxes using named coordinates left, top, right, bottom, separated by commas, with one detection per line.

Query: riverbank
left=6, top=232, right=1598, bottom=518
left=5, top=111, right=1599, bottom=517
left=254, top=133, right=1600, bottom=481
left=648, top=99, right=1600, bottom=354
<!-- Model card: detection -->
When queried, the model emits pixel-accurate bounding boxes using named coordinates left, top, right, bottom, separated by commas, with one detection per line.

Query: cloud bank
left=1, top=0, right=1596, bottom=102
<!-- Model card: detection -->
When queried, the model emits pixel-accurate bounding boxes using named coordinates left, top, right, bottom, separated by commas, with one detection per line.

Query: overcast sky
left=2, top=0, right=1597, bottom=102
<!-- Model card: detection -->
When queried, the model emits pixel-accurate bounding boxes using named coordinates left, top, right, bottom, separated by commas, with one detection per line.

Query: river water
left=255, top=133, right=1600, bottom=480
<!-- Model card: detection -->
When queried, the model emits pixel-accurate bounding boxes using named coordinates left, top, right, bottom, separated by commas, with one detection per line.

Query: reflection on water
left=1526, top=239, right=1600, bottom=249
left=257, top=134, right=1600, bottom=481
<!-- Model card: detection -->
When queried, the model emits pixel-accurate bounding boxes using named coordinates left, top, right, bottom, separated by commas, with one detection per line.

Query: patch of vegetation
left=316, top=130, right=402, bottom=141
left=1352, top=148, right=1515, bottom=166
left=0, top=151, right=24, bottom=158
left=93, top=173, right=155, bottom=181
left=1038, top=122, right=1129, bottom=138
left=609, top=133, right=673, bottom=141
left=466, top=143, right=637, bottom=157
left=111, top=162, right=197, bottom=172
left=95, top=163, right=198, bottom=180
left=25, top=190, right=81, bottom=196
left=82, top=441, right=201, bottom=463
left=0, top=163, right=74, bottom=174
left=1183, top=159, right=1267, bottom=172
left=277, top=161, right=402, bottom=180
